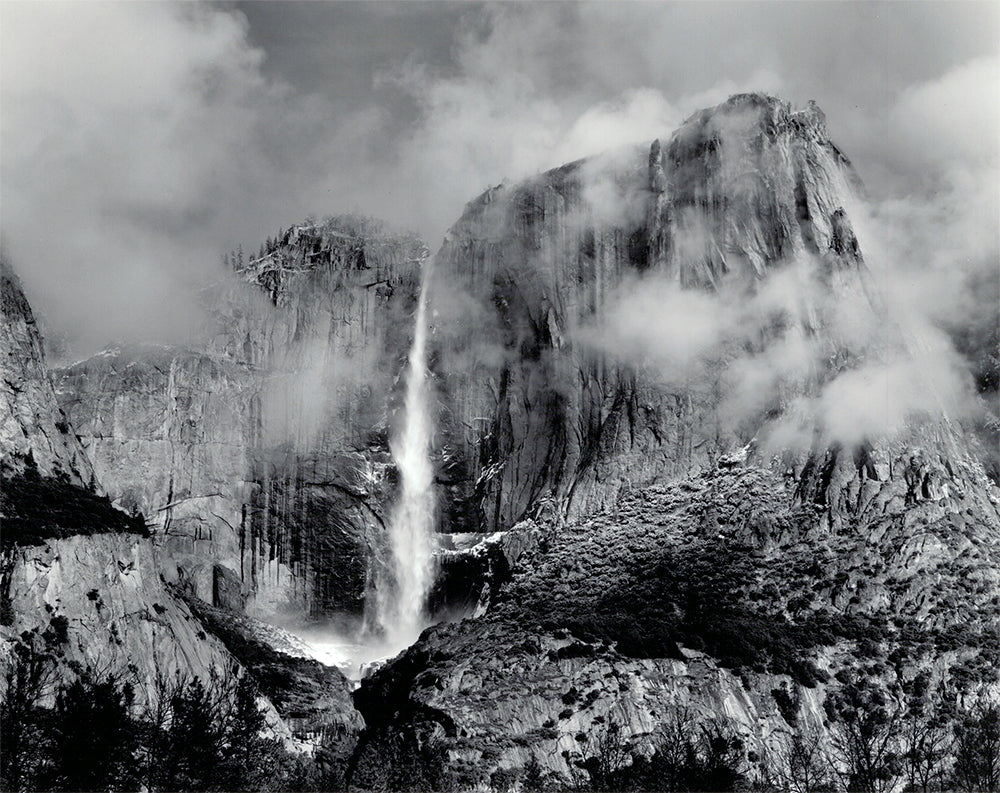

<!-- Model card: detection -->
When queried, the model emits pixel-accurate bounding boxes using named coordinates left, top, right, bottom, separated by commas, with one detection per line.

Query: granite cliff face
left=55, top=217, right=427, bottom=618
left=2, top=257, right=363, bottom=752
left=2, top=260, right=96, bottom=489
left=55, top=347, right=257, bottom=607
left=1, top=259, right=234, bottom=707
left=430, top=94, right=874, bottom=534
left=51, top=96, right=996, bottom=624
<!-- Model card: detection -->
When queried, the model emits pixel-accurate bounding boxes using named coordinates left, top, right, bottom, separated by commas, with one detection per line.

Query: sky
left=0, top=0, right=997, bottom=356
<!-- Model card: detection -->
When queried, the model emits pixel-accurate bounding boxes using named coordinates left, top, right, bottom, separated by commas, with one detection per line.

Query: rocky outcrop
left=353, top=462, right=1000, bottom=786
left=54, top=217, right=427, bottom=618
left=428, top=527, right=541, bottom=619
left=183, top=596, right=363, bottom=747
left=1, top=532, right=234, bottom=707
left=1, top=259, right=95, bottom=488
left=1, top=255, right=370, bottom=753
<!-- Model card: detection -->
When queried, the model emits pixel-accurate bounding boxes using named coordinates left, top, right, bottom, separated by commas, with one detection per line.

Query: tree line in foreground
left=2, top=627, right=999, bottom=793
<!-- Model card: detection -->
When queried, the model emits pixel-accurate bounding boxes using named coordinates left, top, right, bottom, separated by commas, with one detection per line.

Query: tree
left=522, top=754, right=546, bottom=792
left=42, top=669, right=140, bottom=792
left=138, top=669, right=185, bottom=791
left=770, top=729, right=834, bottom=793
left=0, top=631, right=56, bottom=791
left=581, top=712, right=746, bottom=793
left=163, top=677, right=227, bottom=791
left=901, top=706, right=950, bottom=793
left=951, top=703, right=1000, bottom=793
left=219, top=675, right=280, bottom=791
left=828, top=682, right=903, bottom=793
left=581, top=722, right=631, bottom=791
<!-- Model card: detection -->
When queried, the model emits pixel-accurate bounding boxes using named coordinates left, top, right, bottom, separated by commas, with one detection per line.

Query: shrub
left=0, top=472, right=148, bottom=548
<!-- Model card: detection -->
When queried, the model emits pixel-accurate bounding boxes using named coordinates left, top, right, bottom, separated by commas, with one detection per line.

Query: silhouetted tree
left=828, top=682, right=903, bottom=793
left=163, top=677, right=227, bottom=791
left=952, top=703, right=1000, bottom=792
left=581, top=712, right=746, bottom=792
left=219, top=675, right=280, bottom=791
left=0, top=631, right=56, bottom=791
left=769, top=728, right=834, bottom=793
left=901, top=706, right=950, bottom=793
left=41, top=670, right=139, bottom=792
left=522, top=753, right=546, bottom=792
left=582, top=722, right=631, bottom=791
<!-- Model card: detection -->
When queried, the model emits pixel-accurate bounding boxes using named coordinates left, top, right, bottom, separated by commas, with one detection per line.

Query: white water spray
left=372, top=261, right=437, bottom=651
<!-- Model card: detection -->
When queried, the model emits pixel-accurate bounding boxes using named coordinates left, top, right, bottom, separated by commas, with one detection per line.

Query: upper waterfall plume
left=371, top=259, right=437, bottom=650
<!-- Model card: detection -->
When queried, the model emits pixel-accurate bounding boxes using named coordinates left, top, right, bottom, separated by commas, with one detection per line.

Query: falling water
left=372, top=260, right=437, bottom=651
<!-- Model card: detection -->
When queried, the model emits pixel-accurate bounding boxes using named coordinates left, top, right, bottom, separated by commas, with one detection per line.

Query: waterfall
left=371, top=260, right=437, bottom=651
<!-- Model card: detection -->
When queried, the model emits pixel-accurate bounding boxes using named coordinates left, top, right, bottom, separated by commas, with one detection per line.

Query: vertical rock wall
left=431, top=94, right=868, bottom=533
left=54, top=217, right=427, bottom=618
left=2, top=259, right=96, bottom=488
left=1, top=258, right=237, bottom=708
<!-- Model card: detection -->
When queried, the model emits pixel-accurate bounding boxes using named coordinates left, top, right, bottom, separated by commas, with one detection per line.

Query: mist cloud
left=1, top=0, right=996, bottom=382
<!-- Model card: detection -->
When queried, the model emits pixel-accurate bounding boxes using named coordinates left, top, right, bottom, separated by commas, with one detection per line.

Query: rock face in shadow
left=183, top=596, right=363, bottom=746
left=54, top=217, right=426, bottom=618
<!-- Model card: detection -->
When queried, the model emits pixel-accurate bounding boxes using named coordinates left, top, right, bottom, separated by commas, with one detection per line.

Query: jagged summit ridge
left=654, top=93, right=864, bottom=283
left=232, top=214, right=428, bottom=307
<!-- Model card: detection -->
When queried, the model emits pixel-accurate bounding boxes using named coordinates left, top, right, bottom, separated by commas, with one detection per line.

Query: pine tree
left=164, top=677, right=227, bottom=792
left=0, top=632, right=55, bottom=791
left=42, top=670, right=140, bottom=792
left=220, top=675, right=276, bottom=791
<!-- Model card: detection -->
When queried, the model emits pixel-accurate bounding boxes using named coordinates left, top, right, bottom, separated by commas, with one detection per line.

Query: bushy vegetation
left=547, top=692, right=1000, bottom=793
left=518, top=536, right=861, bottom=686
left=0, top=631, right=317, bottom=793
left=350, top=725, right=453, bottom=792
left=0, top=468, right=148, bottom=549
left=578, top=715, right=747, bottom=793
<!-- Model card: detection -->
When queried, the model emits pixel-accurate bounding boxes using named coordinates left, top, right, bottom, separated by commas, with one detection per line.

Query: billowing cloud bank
left=1, top=1, right=996, bottom=419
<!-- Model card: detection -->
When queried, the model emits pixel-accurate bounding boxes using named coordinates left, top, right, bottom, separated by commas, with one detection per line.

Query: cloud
left=579, top=275, right=729, bottom=378
left=889, top=55, right=1000, bottom=176
left=1, top=0, right=996, bottom=388
left=2, top=4, right=273, bottom=352
left=0, top=2, right=387, bottom=357
left=554, top=89, right=683, bottom=164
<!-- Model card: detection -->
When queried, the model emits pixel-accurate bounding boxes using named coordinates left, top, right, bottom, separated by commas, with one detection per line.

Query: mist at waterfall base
left=286, top=264, right=439, bottom=681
